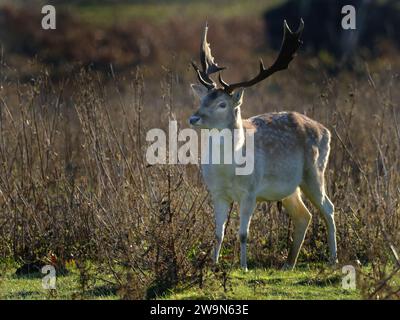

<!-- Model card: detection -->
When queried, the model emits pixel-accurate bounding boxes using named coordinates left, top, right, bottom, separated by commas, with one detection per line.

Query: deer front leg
left=213, top=199, right=231, bottom=264
left=239, top=196, right=256, bottom=271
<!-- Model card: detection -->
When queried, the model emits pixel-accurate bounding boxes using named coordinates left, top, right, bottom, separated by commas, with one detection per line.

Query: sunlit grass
left=0, top=263, right=117, bottom=300
left=0, top=262, right=364, bottom=300
left=65, top=0, right=284, bottom=25
left=162, top=264, right=361, bottom=300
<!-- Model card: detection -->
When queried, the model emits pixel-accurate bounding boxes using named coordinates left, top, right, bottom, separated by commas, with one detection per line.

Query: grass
left=163, top=264, right=361, bottom=300
left=0, top=262, right=118, bottom=300
left=64, top=0, right=284, bottom=25
left=0, top=262, right=360, bottom=300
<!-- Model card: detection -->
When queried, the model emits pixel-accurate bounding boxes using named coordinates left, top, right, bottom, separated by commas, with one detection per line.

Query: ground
left=0, top=263, right=360, bottom=300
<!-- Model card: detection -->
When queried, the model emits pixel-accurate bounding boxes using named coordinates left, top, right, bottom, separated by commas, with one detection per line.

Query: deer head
left=189, top=20, right=304, bottom=129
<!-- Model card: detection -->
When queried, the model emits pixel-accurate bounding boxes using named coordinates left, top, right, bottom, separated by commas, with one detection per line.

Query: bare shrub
left=0, top=57, right=398, bottom=299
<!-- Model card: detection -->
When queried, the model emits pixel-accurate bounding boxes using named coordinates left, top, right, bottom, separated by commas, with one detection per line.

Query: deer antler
left=218, top=19, right=304, bottom=94
left=191, top=23, right=225, bottom=90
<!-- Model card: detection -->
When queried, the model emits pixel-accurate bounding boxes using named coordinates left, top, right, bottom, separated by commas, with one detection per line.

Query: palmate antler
left=192, top=19, right=304, bottom=94
left=191, top=22, right=225, bottom=90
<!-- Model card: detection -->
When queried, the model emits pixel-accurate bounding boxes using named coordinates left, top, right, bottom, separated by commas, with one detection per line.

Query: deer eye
left=218, top=102, right=226, bottom=109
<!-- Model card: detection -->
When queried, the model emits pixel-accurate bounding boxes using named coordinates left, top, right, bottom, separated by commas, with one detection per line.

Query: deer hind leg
left=301, top=171, right=338, bottom=265
left=282, top=188, right=312, bottom=270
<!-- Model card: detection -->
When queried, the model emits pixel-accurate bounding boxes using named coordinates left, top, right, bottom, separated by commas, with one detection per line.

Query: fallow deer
left=189, top=20, right=338, bottom=270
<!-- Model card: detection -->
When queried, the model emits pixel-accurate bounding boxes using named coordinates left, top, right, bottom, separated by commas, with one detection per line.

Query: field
left=66, top=0, right=282, bottom=25
left=0, top=0, right=399, bottom=300
left=1, top=262, right=362, bottom=300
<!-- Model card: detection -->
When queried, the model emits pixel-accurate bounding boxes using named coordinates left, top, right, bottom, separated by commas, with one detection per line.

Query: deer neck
left=231, top=108, right=245, bottom=151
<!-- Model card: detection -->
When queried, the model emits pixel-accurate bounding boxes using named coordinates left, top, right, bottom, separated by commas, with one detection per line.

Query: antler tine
left=191, top=61, right=214, bottom=89
left=191, top=23, right=225, bottom=90
left=219, top=19, right=304, bottom=94
left=218, top=73, right=229, bottom=91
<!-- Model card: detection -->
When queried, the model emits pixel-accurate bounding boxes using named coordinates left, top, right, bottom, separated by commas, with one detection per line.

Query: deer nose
left=189, top=115, right=201, bottom=125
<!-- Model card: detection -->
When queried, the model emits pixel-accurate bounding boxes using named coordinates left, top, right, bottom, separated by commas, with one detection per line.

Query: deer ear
left=232, top=88, right=244, bottom=107
left=191, top=84, right=208, bottom=99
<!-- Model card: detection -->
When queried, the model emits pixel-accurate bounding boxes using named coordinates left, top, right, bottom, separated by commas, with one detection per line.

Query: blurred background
left=1, top=0, right=399, bottom=79
left=1, top=0, right=399, bottom=118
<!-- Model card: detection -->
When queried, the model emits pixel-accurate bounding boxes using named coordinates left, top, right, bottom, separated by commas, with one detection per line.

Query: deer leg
left=282, top=189, right=312, bottom=270
left=301, top=174, right=338, bottom=265
left=213, top=199, right=231, bottom=264
left=239, top=197, right=256, bottom=271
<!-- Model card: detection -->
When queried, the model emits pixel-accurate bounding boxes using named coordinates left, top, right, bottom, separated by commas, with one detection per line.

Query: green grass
left=163, top=264, right=361, bottom=300
left=0, top=262, right=118, bottom=300
left=64, top=0, right=284, bottom=25
left=0, top=262, right=361, bottom=299
left=0, top=273, right=117, bottom=300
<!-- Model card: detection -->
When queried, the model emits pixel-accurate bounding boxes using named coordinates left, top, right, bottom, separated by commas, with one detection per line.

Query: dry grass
left=0, top=59, right=399, bottom=299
